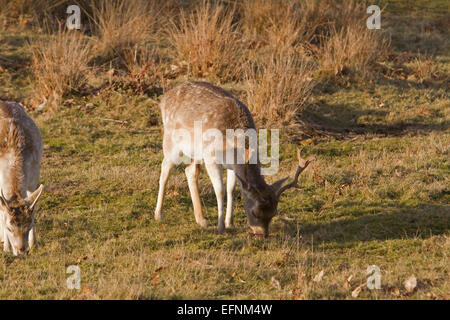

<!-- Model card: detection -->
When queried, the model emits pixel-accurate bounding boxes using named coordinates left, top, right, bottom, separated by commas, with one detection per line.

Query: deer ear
left=271, top=177, right=289, bottom=195
left=26, top=184, right=44, bottom=211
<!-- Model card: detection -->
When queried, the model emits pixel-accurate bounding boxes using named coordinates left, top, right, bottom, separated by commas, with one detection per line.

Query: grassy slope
left=0, top=2, right=448, bottom=299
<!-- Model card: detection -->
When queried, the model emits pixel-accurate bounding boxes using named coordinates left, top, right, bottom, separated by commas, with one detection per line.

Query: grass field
left=0, top=0, right=448, bottom=299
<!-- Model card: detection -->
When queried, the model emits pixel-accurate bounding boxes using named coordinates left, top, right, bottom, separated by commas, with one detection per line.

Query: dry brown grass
left=90, top=0, right=158, bottom=64
left=316, top=24, right=389, bottom=79
left=240, top=0, right=386, bottom=83
left=167, top=1, right=244, bottom=82
left=29, top=29, right=93, bottom=107
left=121, top=45, right=164, bottom=94
left=407, top=54, right=439, bottom=83
left=244, top=51, right=314, bottom=127
left=241, top=0, right=366, bottom=47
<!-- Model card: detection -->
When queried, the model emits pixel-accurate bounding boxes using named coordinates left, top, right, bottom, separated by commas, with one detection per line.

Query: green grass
left=0, top=1, right=449, bottom=299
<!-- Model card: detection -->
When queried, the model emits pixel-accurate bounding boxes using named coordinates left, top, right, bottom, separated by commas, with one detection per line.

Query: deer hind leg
left=225, top=169, right=236, bottom=228
left=185, top=162, right=207, bottom=228
left=154, top=158, right=175, bottom=221
left=204, top=162, right=225, bottom=234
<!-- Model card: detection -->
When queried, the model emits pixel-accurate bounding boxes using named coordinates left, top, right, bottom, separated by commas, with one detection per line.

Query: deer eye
left=6, top=226, right=13, bottom=233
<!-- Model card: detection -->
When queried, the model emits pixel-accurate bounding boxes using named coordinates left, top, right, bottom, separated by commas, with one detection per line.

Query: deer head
left=0, top=185, right=44, bottom=256
left=235, top=148, right=314, bottom=237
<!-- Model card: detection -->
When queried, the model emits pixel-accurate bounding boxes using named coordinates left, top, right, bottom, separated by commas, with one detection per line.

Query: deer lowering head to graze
left=154, top=82, right=313, bottom=237
left=0, top=102, right=43, bottom=256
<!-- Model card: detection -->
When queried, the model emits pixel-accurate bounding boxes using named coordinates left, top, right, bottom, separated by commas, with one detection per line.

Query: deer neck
left=0, top=149, right=25, bottom=199
left=233, top=162, right=268, bottom=191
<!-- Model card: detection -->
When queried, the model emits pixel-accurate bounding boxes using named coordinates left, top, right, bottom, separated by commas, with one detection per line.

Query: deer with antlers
left=0, top=102, right=44, bottom=256
left=154, top=81, right=313, bottom=237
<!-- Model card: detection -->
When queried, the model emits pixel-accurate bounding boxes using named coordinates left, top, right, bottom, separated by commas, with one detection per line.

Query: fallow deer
left=0, top=101, right=44, bottom=256
left=154, top=82, right=313, bottom=237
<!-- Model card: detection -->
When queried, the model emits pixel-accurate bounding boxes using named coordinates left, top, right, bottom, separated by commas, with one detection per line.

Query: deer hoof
left=197, top=219, right=208, bottom=228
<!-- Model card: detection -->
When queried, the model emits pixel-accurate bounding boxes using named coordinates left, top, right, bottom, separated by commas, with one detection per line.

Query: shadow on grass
left=280, top=201, right=449, bottom=244
left=304, top=101, right=449, bottom=137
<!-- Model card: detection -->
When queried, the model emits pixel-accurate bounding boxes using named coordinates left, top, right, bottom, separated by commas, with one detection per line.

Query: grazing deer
left=154, top=82, right=313, bottom=237
left=0, top=102, right=44, bottom=256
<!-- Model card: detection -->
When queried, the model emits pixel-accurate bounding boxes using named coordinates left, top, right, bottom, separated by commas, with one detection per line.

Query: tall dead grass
left=91, top=0, right=158, bottom=64
left=240, top=0, right=366, bottom=48
left=245, top=52, right=314, bottom=126
left=317, top=24, right=389, bottom=79
left=240, top=0, right=386, bottom=126
left=408, top=54, right=439, bottom=83
left=167, top=1, right=244, bottom=82
left=29, top=29, right=93, bottom=107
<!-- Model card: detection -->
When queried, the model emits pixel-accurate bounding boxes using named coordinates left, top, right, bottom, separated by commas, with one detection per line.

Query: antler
left=274, top=148, right=315, bottom=200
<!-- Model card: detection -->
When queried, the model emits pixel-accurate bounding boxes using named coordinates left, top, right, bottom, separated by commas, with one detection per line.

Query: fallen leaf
left=313, top=270, right=324, bottom=283
left=351, top=284, right=364, bottom=298
left=76, top=256, right=87, bottom=263
left=392, top=288, right=401, bottom=297
left=151, top=274, right=160, bottom=280
left=344, top=275, right=353, bottom=289
left=271, top=276, right=282, bottom=290
left=426, top=292, right=437, bottom=299
left=300, top=138, right=313, bottom=146
left=82, top=285, right=92, bottom=294
left=188, top=258, right=201, bottom=265
left=404, top=275, right=417, bottom=293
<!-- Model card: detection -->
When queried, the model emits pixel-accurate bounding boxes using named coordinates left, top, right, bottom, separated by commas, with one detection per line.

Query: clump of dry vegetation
left=245, top=51, right=314, bottom=126
left=90, top=0, right=158, bottom=64
left=316, top=24, right=389, bottom=79
left=240, top=0, right=325, bottom=49
left=239, top=0, right=389, bottom=124
left=167, top=1, right=244, bottom=82
left=407, top=54, right=439, bottom=83
left=29, top=29, right=93, bottom=108
left=121, top=45, right=164, bottom=94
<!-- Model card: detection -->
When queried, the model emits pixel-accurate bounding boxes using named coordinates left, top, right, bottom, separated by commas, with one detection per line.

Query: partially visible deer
left=154, top=82, right=313, bottom=236
left=0, top=102, right=44, bottom=256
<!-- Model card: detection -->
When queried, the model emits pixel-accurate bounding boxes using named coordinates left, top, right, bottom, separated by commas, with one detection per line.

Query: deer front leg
left=3, top=229, right=11, bottom=253
left=0, top=215, right=10, bottom=252
left=0, top=215, right=3, bottom=243
left=155, top=158, right=174, bottom=221
left=185, top=163, right=208, bottom=227
left=225, top=169, right=236, bottom=228
left=205, top=162, right=225, bottom=234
